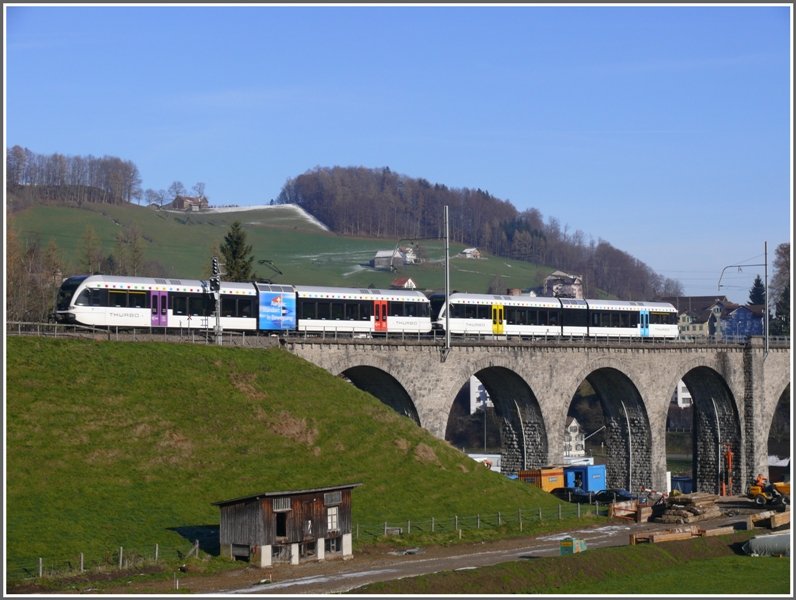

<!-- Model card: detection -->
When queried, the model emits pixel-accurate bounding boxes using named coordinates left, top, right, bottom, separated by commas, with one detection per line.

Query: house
left=460, top=248, right=481, bottom=259
left=371, top=250, right=402, bottom=270
left=390, top=277, right=417, bottom=290
left=563, top=416, right=586, bottom=458
left=213, top=483, right=361, bottom=567
left=170, top=194, right=208, bottom=211
left=543, top=271, right=583, bottom=299
left=658, top=295, right=763, bottom=341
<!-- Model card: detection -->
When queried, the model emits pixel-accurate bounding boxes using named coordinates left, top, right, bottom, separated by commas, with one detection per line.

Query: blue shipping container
left=564, top=464, right=606, bottom=493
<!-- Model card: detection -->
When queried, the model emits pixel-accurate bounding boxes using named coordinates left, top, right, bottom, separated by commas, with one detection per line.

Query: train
left=54, top=274, right=680, bottom=339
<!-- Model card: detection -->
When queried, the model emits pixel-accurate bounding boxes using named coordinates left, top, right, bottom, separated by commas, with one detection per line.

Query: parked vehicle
left=592, top=488, right=637, bottom=504
left=549, top=487, right=591, bottom=503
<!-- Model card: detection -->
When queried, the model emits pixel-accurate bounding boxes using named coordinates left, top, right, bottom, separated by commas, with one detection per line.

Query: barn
left=212, top=483, right=361, bottom=567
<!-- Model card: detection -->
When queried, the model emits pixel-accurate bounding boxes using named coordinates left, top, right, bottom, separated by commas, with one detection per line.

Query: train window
left=222, top=297, right=236, bottom=317
left=359, top=301, right=371, bottom=320
left=75, top=289, right=91, bottom=306
left=240, top=298, right=254, bottom=318
left=389, top=301, right=403, bottom=317
left=463, top=304, right=477, bottom=319
left=317, top=301, right=331, bottom=320
left=404, top=302, right=418, bottom=317
left=129, top=292, right=147, bottom=309
left=90, top=289, right=108, bottom=307
left=548, top=310, right=559, bottom=326
left=299, top=300, right=316, bottom=320
left=188, top=296, right=208, bottom=316
left=172, top=295, right=187, bottom=316
left=109, top=290, right=127, bottom=307
left=563, top=308, right=587, bottom=327
left=477, top=305, right=491, bottom=320
left=345, top=303, right=359, bottom=320
left=331, top=302, right=344, bottom=320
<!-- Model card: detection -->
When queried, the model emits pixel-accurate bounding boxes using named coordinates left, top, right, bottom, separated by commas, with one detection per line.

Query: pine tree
left=771, top=281, right=790, bottom=337
left=748, top=275, right=766, bottom=305
left=219, top=221, right=256, bottom=282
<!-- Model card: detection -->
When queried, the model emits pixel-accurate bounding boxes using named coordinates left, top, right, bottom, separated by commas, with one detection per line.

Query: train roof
left=586, top=299, right=677, bottom=312
left=294, top=285, right=429, bottom=302
left=448, top=293, right=563, bottom=307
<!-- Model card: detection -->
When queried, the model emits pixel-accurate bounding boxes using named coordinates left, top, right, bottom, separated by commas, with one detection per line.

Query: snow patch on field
left=201, top=203, right=329, bottom=231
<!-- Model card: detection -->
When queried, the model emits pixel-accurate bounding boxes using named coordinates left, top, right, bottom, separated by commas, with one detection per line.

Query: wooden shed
left=212, top=483, right=361, bottom=567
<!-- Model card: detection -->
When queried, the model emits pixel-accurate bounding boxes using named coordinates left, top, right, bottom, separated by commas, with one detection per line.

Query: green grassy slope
left=9, top=201, right=553, bottom=293
left=6, top=336, right=567, bottom=574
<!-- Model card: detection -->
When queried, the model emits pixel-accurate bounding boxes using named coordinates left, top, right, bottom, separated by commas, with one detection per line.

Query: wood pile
left=652, top=492, right=723, bottom=524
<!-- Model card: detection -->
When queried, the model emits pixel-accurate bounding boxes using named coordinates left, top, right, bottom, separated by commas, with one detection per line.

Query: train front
left=53, top=275, right=89, bottom=323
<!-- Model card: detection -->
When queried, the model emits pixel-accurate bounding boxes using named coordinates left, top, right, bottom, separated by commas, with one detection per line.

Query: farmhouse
left=213, top=483, right=361, bottom=567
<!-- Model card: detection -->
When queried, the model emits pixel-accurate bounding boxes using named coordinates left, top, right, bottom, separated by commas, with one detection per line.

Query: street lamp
left=717, top=241, right=768, bottom=354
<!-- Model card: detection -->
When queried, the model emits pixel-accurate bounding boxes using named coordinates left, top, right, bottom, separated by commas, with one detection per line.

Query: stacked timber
left=653, top=492, right=723, bottom=524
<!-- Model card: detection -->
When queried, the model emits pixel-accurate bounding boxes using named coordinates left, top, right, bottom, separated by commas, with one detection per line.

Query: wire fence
left=7, top=502, right=611, bottom=585
left=5, top=540, right=201, bottom=585
left=353, top=502, right=610, bottom=543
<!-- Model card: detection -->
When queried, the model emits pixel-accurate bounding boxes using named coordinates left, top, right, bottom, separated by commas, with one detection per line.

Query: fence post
left=577, top=503, right=581, bottom=518
left=455, top=515, right=458, bottom=530
left=384, top=522, right=387, bottom=536
left=80, top=552, right=84, bottom=573
left=498, top=511, right=502, bottom=527
left=477, top=514, right=480, bottom=529
left=407, top=520, right=411, bottom=535
left=539, top=508, right=542, bottom=521
left=155, top=544, right=159, bottom=563
left=431, top=517, right=435, bottom=533
left=356, top=523, right=359, bottom=540
left=519, top=508, right=523, bottom=531
left=558, top=505, right=562, bottom=520
left=38, top=557, right=43, bottom=578
left=119, top=546, right=123, bottom=569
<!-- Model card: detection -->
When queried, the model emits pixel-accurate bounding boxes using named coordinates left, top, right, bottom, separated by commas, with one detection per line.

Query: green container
left=560, top=536, right=587, bottom=555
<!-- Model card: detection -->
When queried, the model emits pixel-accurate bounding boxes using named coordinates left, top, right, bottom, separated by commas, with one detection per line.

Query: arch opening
left=445, top=367, right=546, bottom=475
left=681, top=367, right=740, bottom=495
left=767, top=385, right=791, bottom=482
left=341, top=366, right=420, bottom=425
left=569, top=368, right=652, bottom=492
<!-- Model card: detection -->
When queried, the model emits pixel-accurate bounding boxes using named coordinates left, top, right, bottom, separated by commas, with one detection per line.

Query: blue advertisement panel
left=258, top=292, right=296, bottom=331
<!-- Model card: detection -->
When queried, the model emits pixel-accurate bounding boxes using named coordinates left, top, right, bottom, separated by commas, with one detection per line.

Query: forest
left=277, top=166, right=684, bottom=300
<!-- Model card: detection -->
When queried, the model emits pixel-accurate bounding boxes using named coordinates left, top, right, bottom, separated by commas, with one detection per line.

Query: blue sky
left=4, top=4, right=792, bottom=303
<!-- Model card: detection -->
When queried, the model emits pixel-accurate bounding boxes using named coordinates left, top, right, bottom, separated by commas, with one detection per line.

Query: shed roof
left=212, top=483, right=362, bottom=507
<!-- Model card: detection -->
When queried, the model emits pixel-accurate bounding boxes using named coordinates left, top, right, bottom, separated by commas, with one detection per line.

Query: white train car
left=584, top=300, right=679, bottom=339
left=437, top=293, right=580, bottom=337
left=294, top=285, right=431, bottom=335
left=434, top=293, right=678, bottom=339
left=54, top=274, right=262, bottom=331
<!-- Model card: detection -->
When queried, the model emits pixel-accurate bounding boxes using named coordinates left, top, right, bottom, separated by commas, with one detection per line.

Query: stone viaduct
left=283, top=335, right=790, bottom=495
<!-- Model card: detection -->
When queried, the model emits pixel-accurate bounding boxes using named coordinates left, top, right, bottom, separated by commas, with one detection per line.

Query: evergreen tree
left=748, top=275, right=766, bottom=305
left=219, top=221, right=256, bottom=282
left=770, top=281, right=790, bottom=337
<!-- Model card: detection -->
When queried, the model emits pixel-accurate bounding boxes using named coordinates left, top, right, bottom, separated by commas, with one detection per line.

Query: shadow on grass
left=168, top=525, right=221, bottom=557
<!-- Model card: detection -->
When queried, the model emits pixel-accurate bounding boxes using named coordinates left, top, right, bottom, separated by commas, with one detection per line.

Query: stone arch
left=440, top=356, right=546, bottom=475
left=340, top=365, right=420, bottom=426
left=680, top=366, right=741, bottom=494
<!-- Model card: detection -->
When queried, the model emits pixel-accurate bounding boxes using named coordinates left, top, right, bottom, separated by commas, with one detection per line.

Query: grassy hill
left=6, top=336, right=573, bottom=581
left=9, top=200, right=554, bottom=294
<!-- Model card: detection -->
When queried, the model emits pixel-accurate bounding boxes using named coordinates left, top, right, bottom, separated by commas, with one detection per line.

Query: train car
left=585, top=299, right=678, bottom=338
left=294, top=285, right=431, bottom=335
left=433, top=293, right=679, bottom=339
left=54, top=274, right=214, bottom=329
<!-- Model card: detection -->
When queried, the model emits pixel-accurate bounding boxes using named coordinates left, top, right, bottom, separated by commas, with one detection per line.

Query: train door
left=374, top=300, right=388, bottom=333
left=150, top=291, right=168, bottom=327
left=491, top=304, right=505, bottom=335
left=639, top=309, right=650, bottom=337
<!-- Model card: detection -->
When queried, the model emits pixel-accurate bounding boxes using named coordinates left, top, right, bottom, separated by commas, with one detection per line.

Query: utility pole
left=443, top=205, right=451, bottom=360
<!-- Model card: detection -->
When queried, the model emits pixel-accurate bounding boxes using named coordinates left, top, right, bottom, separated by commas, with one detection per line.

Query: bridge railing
left=6, top=322, right=790, bottom=349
